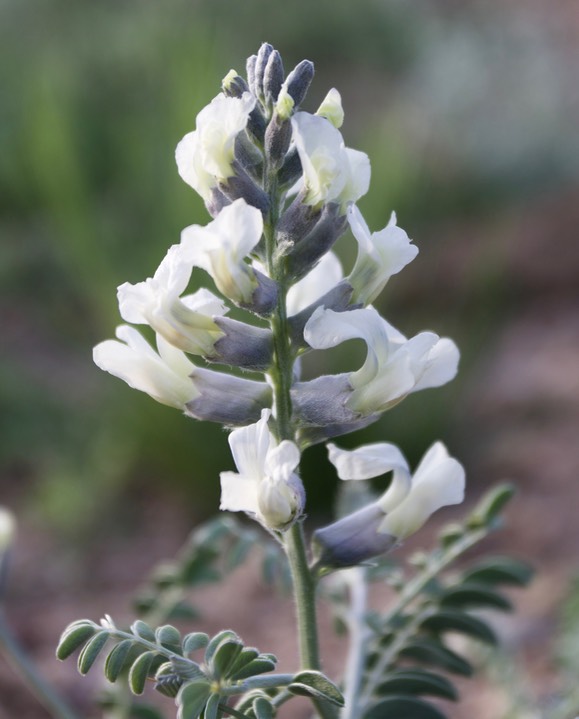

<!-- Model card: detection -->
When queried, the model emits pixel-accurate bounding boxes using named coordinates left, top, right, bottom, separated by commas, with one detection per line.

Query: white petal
left=411, top=338, right=460, bottom=391
left=338, top=148, right=371, bottom=205
left=175, top=131, right=215, bottom=200
left=219, top=471, right=260, bottom=514
left=379, top=442, right=465, bottom=538
left=327, top=442, right=408, bottom=480
left=265, top=440, right=301, bottom=483
left=227, top=408, right=271, bottom=479
left=93, top=327, right=197, bottom=409
left=286, top=251, right=343, bottom=316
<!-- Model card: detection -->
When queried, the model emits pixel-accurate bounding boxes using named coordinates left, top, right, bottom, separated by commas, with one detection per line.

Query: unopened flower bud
left=263, top=50, right=284, bottom=105
left=284, top=60, right=315, bottom=108
left=264, top=111, right=292, bottom=168
left=254, top=43, right=274, bottom=102
left=246, top=54, right=258, bottom=96
left=316, top=88, right=344, bottom=128
left=275, top=86, right=295, bottom=121
left=285, top=203, right=348, bottom=281
left=222, top=70, right=249, bottom=98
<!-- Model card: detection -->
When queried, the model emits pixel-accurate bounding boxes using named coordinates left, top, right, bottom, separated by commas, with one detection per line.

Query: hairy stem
left=341, top=568, right=371, bottom=719
left=0, top=611, right=79, bottom=719
left=264, top=156, right=336, bottom=719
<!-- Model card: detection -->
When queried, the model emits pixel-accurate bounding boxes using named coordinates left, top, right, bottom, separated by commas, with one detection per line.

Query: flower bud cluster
left=94, top=44, right=464, bottom=554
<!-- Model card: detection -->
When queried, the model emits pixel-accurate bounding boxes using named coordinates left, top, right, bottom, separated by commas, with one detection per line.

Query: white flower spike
left=176, top=91, right=256, bottom=201
left=220, top=410, right=304, bottom=530
left=304, top=306, right=459, bottom=415
left=347, top=205, right=419, bottom=306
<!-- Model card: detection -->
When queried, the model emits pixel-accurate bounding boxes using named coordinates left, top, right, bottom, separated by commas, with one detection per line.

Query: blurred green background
left=1, top=0, right=578, bottom=542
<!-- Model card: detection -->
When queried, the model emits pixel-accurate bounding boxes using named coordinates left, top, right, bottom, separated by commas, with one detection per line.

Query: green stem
left=341, top=568, right=371, bottom=719
left=263, top=154, right=336, bottom=719
left=285, top=523, right=319, bottom=669
left=0, top=611, right=79, bottom=719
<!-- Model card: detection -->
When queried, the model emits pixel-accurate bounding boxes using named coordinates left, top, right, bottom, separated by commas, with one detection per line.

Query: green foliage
left=288, top=670, right=345, bottom=707
left=326, top=485, right=534, bottom=719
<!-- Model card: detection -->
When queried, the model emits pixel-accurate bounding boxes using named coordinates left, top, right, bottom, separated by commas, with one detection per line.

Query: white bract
left=220, top=410, right=303, bottom=530
left=180, top=199, right=264, bottom=306
left=175, top=92, right=255, bottom=200
left=291, top=112, right=370, bottom=208
left=93, top=326, right=198, bottom=409
left=328, top=440, right=465, bottom=539
left=118, top=244, right=227, bottom=356
left=304, top=306, right=459, bottom=415
left=347, top=205, right=419, bottom=305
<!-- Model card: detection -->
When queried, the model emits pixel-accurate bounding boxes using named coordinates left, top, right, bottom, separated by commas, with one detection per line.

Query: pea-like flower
left=291, top=112, right=370, bottom=208
left=176, top=92, right=256, bottom=201
left=303, top=306, right=459, bottom=416
left=220, top=410, right=304, bottom=531
left=93, top=326, right=271, bottom=424
left=93, top=326, right=199, bottom=409
left=118, top=244, right=227, bottom=357
left=313, top=441, right=465, bottom=568
left=180, top=199, right=277, bottom=314
left=346, top=205, right=419, bottom=306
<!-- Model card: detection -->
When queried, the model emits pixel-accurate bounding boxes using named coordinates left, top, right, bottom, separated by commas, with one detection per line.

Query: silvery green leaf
left=364, top=696, right=447, bottom=719
left=204, top=631, right=241, bottom=666
left=203, top=692, right=221, bottom=719
left=253, top=696, right=275, bottom=719
left=210, top=638, right=244, bottom=679
left=376, top=669, right=458, bottom=700
left=129, top=651, right=157, bottom=695
left=462, top=556, right=534, bottom=587
left=131, top=621, right=156, bottom=643
left=176, top=680, right=212, bottom=719
left=288, top=670, right=344, bottom=707
left=77, top=631, right=109, bottom=675
left=420, top=611, right=498, bottom=646
left=56, top=620, right=98, bottom=661
left=230, top=657, right=277, bottom=681
left=104, top=639, right=135, bottom=682
left=440, top=583, right=513, bottom=611
left=400, top=639, right=472, bottom=676
left=183, top=632, right=209, bottom=654
left=155, top=625, right=182, bottom=653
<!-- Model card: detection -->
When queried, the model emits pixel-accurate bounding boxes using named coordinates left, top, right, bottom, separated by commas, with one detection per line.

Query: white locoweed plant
left=54, top=45, right=533, bottom=719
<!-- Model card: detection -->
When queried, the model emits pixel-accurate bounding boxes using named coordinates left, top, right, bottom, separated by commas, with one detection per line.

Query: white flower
left=291, top=112, right=370, bottom=208
left=328, top=441, right=465, bottom=539
left=93, top=326, right=198, bottom=409
left=117, top=244, right=227, bottom=356
left=175, top=92, right=256, bottom=200
left=303, top=307, right=459, bottom=415
left=286, top=251, right=344, bottom=316
left=220, top=410, right=304, bottom=530
left=347, top=205, right=419, bottom=305
left=180, top=199, right=264, bottom=306
left=315, top=88, right=344, bottom=128
left=0, top=507, right=15, bottom=553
